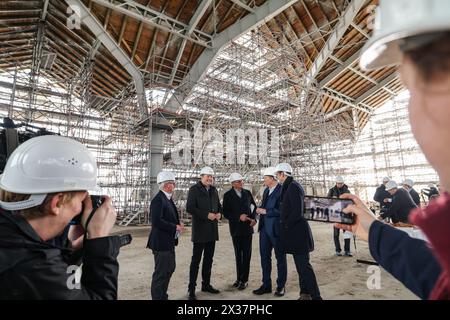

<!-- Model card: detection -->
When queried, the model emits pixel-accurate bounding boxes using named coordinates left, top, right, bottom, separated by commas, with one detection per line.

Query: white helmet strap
left=0, top=194, right=47, bottom=211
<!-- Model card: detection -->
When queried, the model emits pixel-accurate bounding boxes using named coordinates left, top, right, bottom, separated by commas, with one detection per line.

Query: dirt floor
left=112, top=221, right=417, bottom=300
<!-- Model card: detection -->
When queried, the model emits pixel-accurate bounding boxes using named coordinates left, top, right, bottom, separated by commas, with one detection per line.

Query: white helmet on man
left=360, top=0, right=450, bottom=70
left=229, top=173, right=243, bottom=184
left=157, top=171, right=176, bottom=184
left=402, top=179, right=414, bottom=187
left=336, top=176, right=344, bottom=184
left=275, top=163, right=293, bottom=175
left=263, top=167, right=276, bottom=177
left=200, top=166, right=215, bottom=176
left=385, top=180, right=398, bottom=191
left=0, top=135, right=98, bottom=210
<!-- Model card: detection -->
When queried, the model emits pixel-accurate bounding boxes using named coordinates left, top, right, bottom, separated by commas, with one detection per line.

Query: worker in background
left=381, top=181, right=418, bottom=223
left=328, top=176, right=352, bottom=257
left=276, top=163, right=322, bottom=300
left=186, top=166, right=222, bottom=300
left=402, top=179, right=421, bottom=207
left=0, top=136, right=121, bottom=299
left=222, top=173, right=257, bottom=291
left=253, top=167, right=287, bottom=297
left=422, top=183, right=440, bottom=202
left=374, top=177, right=393, bottom=210
left=147, top=171, right=183, bottom=300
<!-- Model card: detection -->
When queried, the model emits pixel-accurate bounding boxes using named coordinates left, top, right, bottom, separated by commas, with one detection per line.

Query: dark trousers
left=188, top=241, right=215, bottom=290
left=293, top=253, right=321, bottom=299
left=333, top=227, right=350, bottom=253
left=259, top=227, right=287, bottom=289
left=151, top=250, right=176, bottom=300
left=231, top=235, right=252, bottom=283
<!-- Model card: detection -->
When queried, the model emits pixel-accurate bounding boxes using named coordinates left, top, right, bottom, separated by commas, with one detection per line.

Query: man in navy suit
left=147, top=171, right=184, bottom=300
left=253, top=167, right=287, bottom=297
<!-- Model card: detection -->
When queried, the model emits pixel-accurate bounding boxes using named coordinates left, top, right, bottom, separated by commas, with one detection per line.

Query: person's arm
left=369, top=221, right=441, bottom=299
left=249, top=191, right=257, bottom=220
left=151, top=196, right=177, bottom=233
left=284, top=186, right=303, bottom=225
left=186, top=187, right=209, bottom=221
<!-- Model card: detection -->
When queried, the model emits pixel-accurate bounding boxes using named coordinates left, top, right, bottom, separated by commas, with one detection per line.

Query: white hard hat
left=275, top=163, right=293, bottom=174
left=200, top=166, right=214, bottom=176
left=157, top=171, right=176, bottom=184
left=385, top=180, right=398, bottom=191
left=360, top=0, right=450, bottom=70
left=382, top=176, right=390, bottom=183
left=0, top=136, right=97, bottom=210
left=402, top=179, right=414, bottom=187
left=263, top=167, right=276, bottom=177
left=229, top=173, right=243, bottom=183
left=336, top=176, right=344, bottom=184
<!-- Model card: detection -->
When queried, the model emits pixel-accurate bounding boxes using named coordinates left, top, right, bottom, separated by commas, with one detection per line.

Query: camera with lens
left=71, top=195, right=104, bottom=225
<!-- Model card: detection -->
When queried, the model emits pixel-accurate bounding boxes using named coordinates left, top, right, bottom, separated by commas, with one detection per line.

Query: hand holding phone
left=303, top=196, right=355, bottom=225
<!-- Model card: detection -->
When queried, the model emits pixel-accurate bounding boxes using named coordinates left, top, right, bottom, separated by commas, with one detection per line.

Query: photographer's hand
left=334, top=194, right=377, bottom=242
left=83, top=196, right=117, bottom=239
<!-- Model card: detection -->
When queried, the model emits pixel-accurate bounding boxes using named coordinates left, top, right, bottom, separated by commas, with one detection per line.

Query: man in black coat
left=223, top=173, right=257, bottom=290
left=402, top=179, right=421, bottom=207
left=186, top=166, right=222, bottom=300
left=381, top=181, right=418, bottom=223
left=374, top=177, right=393, bottom=210
left=147, top=171, right=184, bottom=300
left=275, top=163, right=322, bottom=300
left=327, top=176, right=352, bottom=257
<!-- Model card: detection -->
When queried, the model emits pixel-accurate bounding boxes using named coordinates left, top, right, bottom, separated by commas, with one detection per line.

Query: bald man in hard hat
left=327, top=176, right=352, bottom=257
left=186, top=166, right=222, bottom=300
left=402, top=179, right=421, bottom=207
left=147, top=171, right=183, bottom=300
left=222, top=173, right=257, bottom=291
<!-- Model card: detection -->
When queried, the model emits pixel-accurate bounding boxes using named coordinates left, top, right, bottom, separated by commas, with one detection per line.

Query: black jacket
left=147, top=191, right=180, bottom=251
left=0, top=210, right=121, bottom=300
left=186, top=181, right=222, bottom=243
left=222, top=188, right=256, bottom=237
left=409, top=188, right=421, bottom=207
left=422, top=187, right=439, bottom=200
left=279, top=176, right=314, bottom=254
left=381, top=188, right=418, bottom=223
left=327, top=184, right=350, bottom=198
left=374, top=184, right=392, bottom=207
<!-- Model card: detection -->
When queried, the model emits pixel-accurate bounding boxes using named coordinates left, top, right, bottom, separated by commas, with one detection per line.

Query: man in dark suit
left=147, top=171, right=184, bottom=300
left=374, top=177, right=393, bottom=210
left=402, top=179, right=421, bottom=207
left=186, top=166, right=222, bottom=300
left=223, top=173, right=257, bottom=290
left=253, top=167, right=287, bottom=297
left=276, top=163, right=322, bottom=300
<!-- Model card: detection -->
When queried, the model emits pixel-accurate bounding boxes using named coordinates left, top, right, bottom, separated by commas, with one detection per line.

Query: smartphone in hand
left=303, top=196, right=355, bottom=225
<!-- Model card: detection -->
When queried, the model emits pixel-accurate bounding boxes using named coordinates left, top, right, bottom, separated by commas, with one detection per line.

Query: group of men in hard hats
left=147, top=163, right=322, bottom=301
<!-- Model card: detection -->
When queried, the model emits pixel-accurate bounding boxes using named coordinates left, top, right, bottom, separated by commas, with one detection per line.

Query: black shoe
left=344, top=252, right=353, bottom=257
left=202, top=285, right=220, bottom=294
left=188, top=290, right=197, bottom=300
left=335, top=251, right=343, bottom=256
left=232, top=280, right=240, bottom=288
left=274, top=287, right=285, bottom=297
left=237, top=282, right=248, bottom=290
left=253, top=285, right=272, bottom=295
left=298, top=293, right=312, bottom=300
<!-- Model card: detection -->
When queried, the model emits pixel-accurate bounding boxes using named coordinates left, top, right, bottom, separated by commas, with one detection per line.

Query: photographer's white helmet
left=229, top=173, right=243, bottom=184
left=360, top=0, right=450, bottom=70
left=200, top=166, right=214, bottom=176
left=157, top=171, right=176, bottom=184
left=275, top=163, right=293, bottom=175
left=0, top=135, right=97, bottom=210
